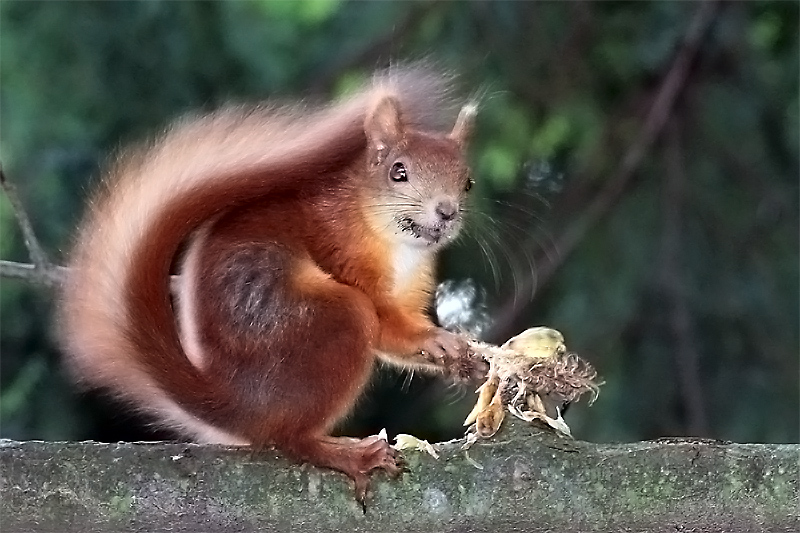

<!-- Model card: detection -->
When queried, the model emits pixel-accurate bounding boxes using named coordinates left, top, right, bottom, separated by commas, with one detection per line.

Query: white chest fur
left=391, top=243, right=431, bottom=294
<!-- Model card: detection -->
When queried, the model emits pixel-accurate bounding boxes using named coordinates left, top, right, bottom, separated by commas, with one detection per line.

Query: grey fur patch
left=217, top=244, right=293, bottom=333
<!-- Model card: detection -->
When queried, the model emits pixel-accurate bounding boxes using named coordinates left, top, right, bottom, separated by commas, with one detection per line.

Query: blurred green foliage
left=1, top=1, right=797, bottom=444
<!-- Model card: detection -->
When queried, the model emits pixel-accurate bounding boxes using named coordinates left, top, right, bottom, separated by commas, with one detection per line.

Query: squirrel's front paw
left=419, top=329, right=488, bottom=382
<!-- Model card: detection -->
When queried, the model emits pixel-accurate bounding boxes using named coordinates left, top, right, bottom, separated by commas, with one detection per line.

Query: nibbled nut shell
left=501, top=326, right=566, bottom=359
left=465, top=327, right=601, bottom=440
left=475, top=391, right=505, bottom=438
left=464, top=373, right=499, bottom=426
left=393, top=434, right=439, bottom=459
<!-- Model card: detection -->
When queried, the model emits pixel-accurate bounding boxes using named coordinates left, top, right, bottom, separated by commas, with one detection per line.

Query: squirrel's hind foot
left=288, top=433, right=404, bottom=508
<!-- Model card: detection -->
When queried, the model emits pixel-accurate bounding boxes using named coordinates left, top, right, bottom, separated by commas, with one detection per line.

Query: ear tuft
left=449, top=102, right=477, bottom=148
left=365, top=96, right=404, bottom=154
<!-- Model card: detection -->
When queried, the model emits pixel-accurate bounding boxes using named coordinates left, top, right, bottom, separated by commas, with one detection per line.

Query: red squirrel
left=57, top=67, right=483, bottom=502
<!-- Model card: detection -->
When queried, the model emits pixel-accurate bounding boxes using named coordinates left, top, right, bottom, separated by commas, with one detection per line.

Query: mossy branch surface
left=1, top=419, right=797, bottom=532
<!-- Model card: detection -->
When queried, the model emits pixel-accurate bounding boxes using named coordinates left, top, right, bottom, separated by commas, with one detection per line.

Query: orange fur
left=57, top=67, right=480, bottom=502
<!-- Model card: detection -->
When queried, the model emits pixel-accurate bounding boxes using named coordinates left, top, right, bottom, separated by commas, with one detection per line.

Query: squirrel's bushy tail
left=57, top=66, right=457, bottom=439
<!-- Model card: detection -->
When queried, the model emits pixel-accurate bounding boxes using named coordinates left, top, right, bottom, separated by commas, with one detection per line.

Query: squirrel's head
left=362, top=96, right=476, bottom=250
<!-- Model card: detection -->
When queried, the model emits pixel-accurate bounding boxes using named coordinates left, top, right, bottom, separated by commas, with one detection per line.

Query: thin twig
left=489, top=0, right=722, bottom=340
left=0, top=166, right=189, bottom=292
left=0, top=166, right=51, bottom=271
left=0, top=259, right=184, bottom=295
left=0, top=260, right=67, bottom=286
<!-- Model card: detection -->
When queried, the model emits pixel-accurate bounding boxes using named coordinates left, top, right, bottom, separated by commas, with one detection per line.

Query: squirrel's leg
left=375, top=307, right=488, bottom=382
left=189, top=241, right=400, bottom=501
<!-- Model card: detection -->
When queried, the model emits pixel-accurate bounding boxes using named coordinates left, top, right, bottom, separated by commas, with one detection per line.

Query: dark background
left=1, top=1, right=797, bottom=445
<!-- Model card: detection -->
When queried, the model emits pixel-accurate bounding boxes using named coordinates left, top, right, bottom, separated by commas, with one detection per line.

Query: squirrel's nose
left=435, top=199, right=458, bottom=221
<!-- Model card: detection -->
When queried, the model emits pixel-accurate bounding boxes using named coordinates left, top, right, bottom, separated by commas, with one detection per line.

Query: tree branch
left=1, top=419, right=796, bottom=532
left=0, top=168, right=186, bottom=292
left=0, top=167, right=63, bottom=288
left=0, top=167, right=49, bottom=269
left=489, top=0, right=723, bottom=340
left=0, top=260, right=188, bottom=296
left=0, top=259, right=67, bottom=286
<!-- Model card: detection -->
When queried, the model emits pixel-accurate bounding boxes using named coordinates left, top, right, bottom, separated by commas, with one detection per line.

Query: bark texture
left=1, top=420, right=797, bottom=532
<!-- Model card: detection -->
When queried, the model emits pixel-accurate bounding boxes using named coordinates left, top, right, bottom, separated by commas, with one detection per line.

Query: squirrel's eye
left=389, top=162, right=408, bottom=182
left=465, top=178, right=474, bottom=192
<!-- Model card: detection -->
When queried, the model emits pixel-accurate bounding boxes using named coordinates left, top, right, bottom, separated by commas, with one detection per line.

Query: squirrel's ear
left=449, top=102, right=477, bottom=149
left=365, top=96, right=404, bottom=162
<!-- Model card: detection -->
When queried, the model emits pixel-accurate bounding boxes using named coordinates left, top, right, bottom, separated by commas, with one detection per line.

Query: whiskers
left=365, top=172, right=561, bottom=316
left=441, top=380, right=468, bottom=406
left=361, top=190, right=425, bottom=216
left=458, top=187, right=560, bottom=309
left=361, top=191, right=424, bottom=236
left=400, top=367, right=416, bottom=392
